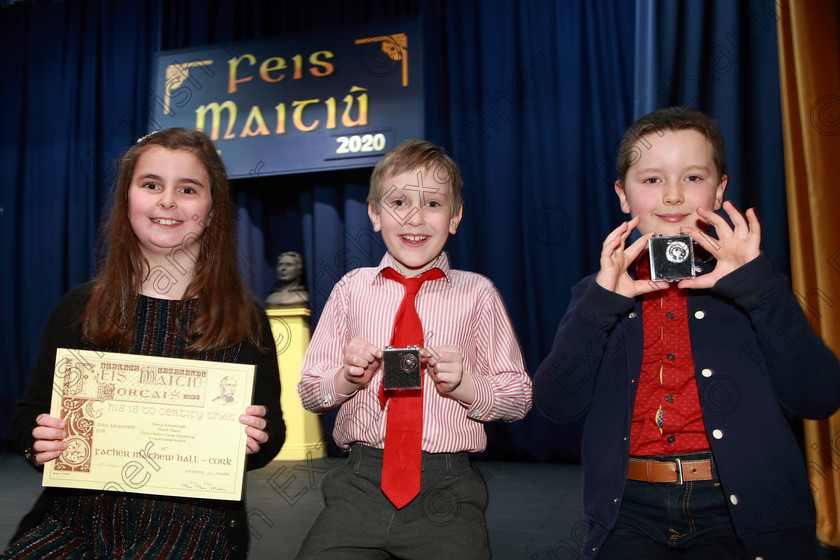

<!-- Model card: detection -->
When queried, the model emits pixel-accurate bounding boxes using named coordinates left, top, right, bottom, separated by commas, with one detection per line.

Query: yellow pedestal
left=266, top=307, right=325, bottom=460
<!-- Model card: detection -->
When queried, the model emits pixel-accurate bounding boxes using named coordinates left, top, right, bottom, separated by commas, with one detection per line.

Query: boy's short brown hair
left=368, top=139, right=463, bottom=215
left=616, top=107, right=727, bottom=184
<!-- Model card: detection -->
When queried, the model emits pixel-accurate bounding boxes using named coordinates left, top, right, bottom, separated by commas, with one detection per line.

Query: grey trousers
left=295, top=444, right=490, bottom=560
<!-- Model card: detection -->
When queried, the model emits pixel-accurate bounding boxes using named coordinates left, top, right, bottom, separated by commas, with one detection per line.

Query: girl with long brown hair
left=4, top=128, right=285, bottom=559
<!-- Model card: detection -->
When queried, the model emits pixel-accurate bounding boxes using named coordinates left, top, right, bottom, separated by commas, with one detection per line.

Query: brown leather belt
left=627, top=457, right=713, bottom=484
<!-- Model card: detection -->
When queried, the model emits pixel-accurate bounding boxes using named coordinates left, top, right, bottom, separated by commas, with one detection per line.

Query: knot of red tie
left=380, top=267, right=444, bottom=348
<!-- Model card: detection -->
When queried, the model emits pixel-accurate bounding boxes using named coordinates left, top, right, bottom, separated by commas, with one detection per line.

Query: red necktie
left=379, top=266, right=444, bottom=509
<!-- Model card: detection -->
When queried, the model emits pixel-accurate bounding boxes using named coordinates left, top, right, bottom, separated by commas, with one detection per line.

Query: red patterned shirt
left=630, top=257, right=710, bottom=456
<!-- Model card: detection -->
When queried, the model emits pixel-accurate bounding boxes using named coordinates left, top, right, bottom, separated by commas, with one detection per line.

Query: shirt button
left=667, top=436, right=676, bottom=444
left=666, top=311, right=674, bottom=319
left=694, top=310, right=705, bottom=319
left=701, top=368, right=713, bottom=377
left=713, top=429, right=724, bottom=439
left=665, top=394, right=674, bottom=403
left=667, top=353, right=675, bottom=361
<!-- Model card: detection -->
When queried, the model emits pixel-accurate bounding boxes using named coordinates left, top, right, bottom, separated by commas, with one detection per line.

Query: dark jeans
left=598, top=453, right=747, bottom=560
left=295, top=444, right=490, bottom=560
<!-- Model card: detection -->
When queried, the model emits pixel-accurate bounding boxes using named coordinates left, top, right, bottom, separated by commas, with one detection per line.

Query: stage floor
left=0, top=453, right=585, bottom=559
left=5, top=453, right=839, bottom=559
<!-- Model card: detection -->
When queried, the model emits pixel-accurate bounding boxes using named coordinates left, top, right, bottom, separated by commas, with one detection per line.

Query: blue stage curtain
left=633, top=0, right=789, bottom=272
left=1, top=0, right=787, bottom=462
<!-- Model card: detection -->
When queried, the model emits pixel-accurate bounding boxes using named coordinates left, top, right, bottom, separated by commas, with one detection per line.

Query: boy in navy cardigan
left=534, top=107, right=840, bottom=559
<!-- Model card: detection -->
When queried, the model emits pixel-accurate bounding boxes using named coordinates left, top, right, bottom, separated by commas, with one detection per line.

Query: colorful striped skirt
left=1, top=491, right=243, bottom=559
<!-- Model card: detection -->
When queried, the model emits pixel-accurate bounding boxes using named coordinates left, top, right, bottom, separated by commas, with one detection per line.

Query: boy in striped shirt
left=296, top=139, right=533, bottom=559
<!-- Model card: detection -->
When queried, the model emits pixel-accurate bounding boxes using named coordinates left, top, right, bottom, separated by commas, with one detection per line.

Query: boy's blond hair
left=368, top=139, right=463, bottom=215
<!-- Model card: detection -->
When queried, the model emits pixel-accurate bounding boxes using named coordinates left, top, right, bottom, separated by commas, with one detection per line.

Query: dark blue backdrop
left=0, top=0, right=787, bottom=461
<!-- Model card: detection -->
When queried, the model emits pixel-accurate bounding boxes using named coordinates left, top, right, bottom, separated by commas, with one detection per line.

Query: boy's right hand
left=30, top=413, right=68, bottom=466
left=595, top=217, right=669, bottom=297
left=339, top=338, right=383, bottom=391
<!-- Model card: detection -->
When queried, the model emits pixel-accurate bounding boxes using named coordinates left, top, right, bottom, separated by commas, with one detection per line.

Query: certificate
left=43, top=348, right=255, bottom=501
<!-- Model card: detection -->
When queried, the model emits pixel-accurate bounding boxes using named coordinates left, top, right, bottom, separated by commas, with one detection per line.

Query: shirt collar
left=373, top=251, right=453, bottom=285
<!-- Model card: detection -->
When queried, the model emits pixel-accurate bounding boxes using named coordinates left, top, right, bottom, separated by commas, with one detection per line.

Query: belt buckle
left=669, top=458, right=683, bottom=485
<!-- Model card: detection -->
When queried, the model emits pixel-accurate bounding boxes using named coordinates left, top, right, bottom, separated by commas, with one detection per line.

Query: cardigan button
left=729, top=494, right=739, bottom=505
left=713, top=429, right=724, bottom=439
left=694, top=310, right=705, bottom=319
left=701, top=368, right=713, bottom=377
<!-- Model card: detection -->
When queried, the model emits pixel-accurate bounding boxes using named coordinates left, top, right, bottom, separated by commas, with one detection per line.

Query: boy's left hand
left=240, top=404, right=269, bottom=454
left=678, top=200, right=761, bottom=290
left=423, top=345, right=475, bottom=404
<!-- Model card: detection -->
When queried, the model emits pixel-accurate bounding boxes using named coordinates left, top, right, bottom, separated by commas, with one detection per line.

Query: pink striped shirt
left=298, top=252, right=533, bottom=453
